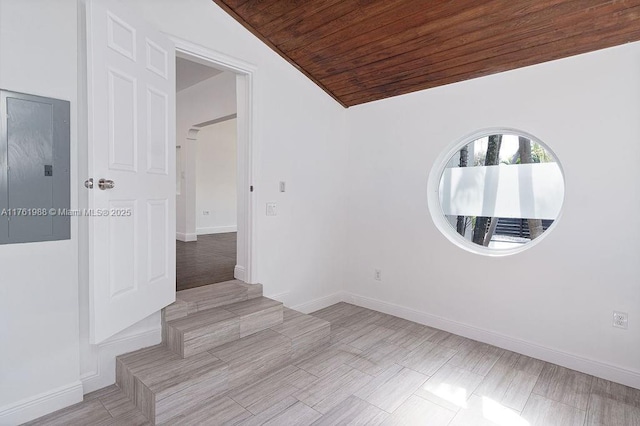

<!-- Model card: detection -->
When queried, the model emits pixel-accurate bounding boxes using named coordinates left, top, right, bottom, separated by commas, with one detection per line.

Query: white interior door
left=87, top=0, right=176, bottom=343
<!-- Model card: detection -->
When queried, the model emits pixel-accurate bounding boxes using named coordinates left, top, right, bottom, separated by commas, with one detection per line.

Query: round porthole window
left=427, top=129, right=565, bottom=256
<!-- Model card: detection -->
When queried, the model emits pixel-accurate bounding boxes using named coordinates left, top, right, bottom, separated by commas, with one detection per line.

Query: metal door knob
left=84, top=178, right=94, bottom=189
left=98, top=178, right=115, bottom=190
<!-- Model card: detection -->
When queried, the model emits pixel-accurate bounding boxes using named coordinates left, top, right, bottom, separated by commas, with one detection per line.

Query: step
left=175, top=280, right=263, bottom=316
left=162, top=280, right=263, bottom=342
left=210, top=329, right=293, bottom=389
left=207, top=309, right=331, bottom=388
left=117, top=298, right=329, bottom=424
left=116, top=345, right=228, bottom=425
left=165, top=297, right=284, bottom=358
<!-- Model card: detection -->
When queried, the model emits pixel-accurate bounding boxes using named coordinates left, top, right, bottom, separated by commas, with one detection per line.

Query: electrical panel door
left=0, top=90, right=70, bottom=244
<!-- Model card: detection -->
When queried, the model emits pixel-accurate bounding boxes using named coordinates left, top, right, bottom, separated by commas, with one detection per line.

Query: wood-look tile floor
left=176, top=233, right=237, bottom=291
left=27, top=303, right=640, bottom=425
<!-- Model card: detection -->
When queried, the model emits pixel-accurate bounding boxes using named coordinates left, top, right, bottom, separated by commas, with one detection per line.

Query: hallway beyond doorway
left=176, top=232, right=236, bottom=291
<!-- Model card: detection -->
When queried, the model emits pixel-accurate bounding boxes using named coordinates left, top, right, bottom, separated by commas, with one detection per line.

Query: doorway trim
left=171, top=36, right=258, bottom=284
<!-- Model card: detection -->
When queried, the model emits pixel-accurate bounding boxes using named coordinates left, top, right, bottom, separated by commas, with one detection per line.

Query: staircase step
left=224, top=296, right=284, bottom=338
left=211, top=329, right=293, bottom=388
left=116, top=282, right=330, bottom=425
left=165, top=297, right=283, bottom=358
left=176, top=280, right=263, bottom=314
left=271, top=308, right=331, bottom=358
left=166, top=307, right=239, bottom=358
left=116, top=345, right=228, bottom=425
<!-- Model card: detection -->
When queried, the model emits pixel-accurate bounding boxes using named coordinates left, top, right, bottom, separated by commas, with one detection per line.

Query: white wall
left=129, top=0, right=349, bottom=309
left=9, top=0, right=640, bottom=422
left=346, top=42, right=640, bottom=388
left=0, top=0, right=348, bottom=423
left=176, top=71, right=237, bottom=241
left=196, top=119, right=237, bottom=235
left=0, top=0, right=83, bottom=423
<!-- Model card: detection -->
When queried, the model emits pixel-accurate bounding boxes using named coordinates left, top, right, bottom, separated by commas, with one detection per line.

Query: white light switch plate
left=266, top=202, right=277, bottom=216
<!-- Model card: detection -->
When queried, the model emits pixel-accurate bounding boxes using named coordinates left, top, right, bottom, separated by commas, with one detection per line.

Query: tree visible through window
left=436, top=131, right=564, bottom=252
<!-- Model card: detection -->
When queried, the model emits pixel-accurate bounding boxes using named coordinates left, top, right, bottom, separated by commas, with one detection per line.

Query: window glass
left=432, top=130, right=564, bottom=254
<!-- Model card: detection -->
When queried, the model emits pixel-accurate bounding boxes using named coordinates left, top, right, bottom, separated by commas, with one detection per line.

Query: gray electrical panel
left=0, top=90, right=70, bottom=244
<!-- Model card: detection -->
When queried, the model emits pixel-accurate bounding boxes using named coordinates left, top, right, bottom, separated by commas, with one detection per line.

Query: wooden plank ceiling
left=212, top=0, right=640, bottom=107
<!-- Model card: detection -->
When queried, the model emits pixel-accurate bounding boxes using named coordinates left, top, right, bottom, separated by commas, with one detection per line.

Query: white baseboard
left=0, top=381, right=83, bottom=425
left=196, top=225, right=237, bottom=235
left=345, top=292, right=640, bottom=390
left=81, top=323, right=162, bottom=394
left=291, top=292, right=346, bottom=314
left=176, top=232, right=197, bottom=242
left=265, top=291, right=291, bottom=306
left=234, top=265, right=245, bottom=282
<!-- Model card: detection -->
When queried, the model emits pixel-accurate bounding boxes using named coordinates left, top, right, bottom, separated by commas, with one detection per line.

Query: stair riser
left=167, top=318, right=240, bottom=358
left=116, top=358, right=135, bottom=401
left=171, top=281, right=262, bottom=315
left=137, top=367, right=228, bottom=425
left=166, top=304, right=284, bottom=359
left=115, top=347, right=176, bottom=400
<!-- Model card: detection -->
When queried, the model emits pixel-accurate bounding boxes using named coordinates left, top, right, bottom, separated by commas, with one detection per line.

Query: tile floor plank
left=23, top=400, right=112, bottom=426
left=414, top=364, right=484, bottom=412
left=229, top=365, right=317, bottom=414
left=587, top=377, right=640, bottom=426
left=236, top=396, right=299, bottom=426
left=355, top=364, right=428, bottom=412
left=532, top=363, right=592, bottom=410
left=160, top=395, right=251, bottom=425
left=311, top=395, right=388, bottom=425
left=345, top=340, right=408, bottom=376
left=521, top=394, right=586, bottom=426
left=262, top=401, right=322, bottom=426
left=449, top=394, right=528, bottom=426
left=399, top=340, right=457, bottom=376
left=294, top=343, right=362, bottom=377
left=380, top=395, right=456, bottom=426
left=295, top=363, right=373, bottom=414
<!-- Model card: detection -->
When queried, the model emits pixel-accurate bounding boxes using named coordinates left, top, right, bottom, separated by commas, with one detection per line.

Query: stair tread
left=166, top=297, right=282, bottom=334
left=176, top=280, right=247, bottom=303
left=211, top=329, right=291, bottom=364
left=175, top=280, right=264, bottom=313
left=222, top=296, right=282, bottom=316
left=166, top=307, right=237, bottom=333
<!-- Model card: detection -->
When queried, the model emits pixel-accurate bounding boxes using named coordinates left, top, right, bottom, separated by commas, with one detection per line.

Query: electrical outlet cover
left=266, top=202, right=277, bottom=216
left=613, top=311, right=628, bottom=329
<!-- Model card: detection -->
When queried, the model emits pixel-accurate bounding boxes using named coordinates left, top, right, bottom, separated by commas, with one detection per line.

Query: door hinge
left=250, top=185, right=254, bottom=192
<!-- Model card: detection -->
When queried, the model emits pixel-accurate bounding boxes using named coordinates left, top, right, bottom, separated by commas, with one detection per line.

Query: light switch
left=279, top=181, right=286, bottom=192
left=266, top=202, right=277, bottom=216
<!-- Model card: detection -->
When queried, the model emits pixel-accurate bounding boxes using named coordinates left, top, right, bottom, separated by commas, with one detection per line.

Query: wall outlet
left=613, top=311, right=628, bottom=329
left=202, top=210, right=210, bottom=216
left=374, top=269, right=382, bottom=281
left=266, top=202, right=277, bottom=216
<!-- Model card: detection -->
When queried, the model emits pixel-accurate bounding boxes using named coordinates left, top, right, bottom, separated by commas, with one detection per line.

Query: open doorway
left=175, top=56, right=238, bottom=291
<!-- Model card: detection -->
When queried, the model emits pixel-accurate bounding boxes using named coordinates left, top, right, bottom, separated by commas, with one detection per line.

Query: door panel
left=87, top=0, right=176, bottom=343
